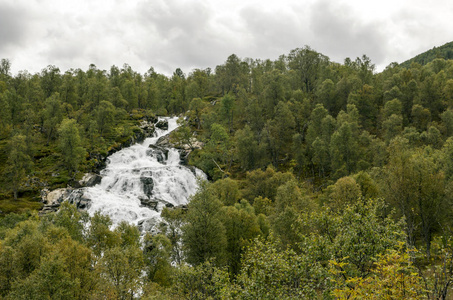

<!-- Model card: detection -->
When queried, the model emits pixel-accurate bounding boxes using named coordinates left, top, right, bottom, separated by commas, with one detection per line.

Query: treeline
left=400, top=41, right=453, bottom=68
left=2, top=46, right=453, bottom=297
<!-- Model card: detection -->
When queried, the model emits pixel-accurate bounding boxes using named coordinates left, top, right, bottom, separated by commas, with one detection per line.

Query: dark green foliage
left=2, top=42, right=453, bottom=298
left=182, top=181, right=227, bottom=266
left=58, top=119, right=86, bottom=178
left=400, top=41, right=453, bottom=68
left=5, top=134, right=33, bottom=200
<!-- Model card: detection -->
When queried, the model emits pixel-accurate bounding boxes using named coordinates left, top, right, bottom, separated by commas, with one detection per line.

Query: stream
left=82, top=117, right=205, bottom=232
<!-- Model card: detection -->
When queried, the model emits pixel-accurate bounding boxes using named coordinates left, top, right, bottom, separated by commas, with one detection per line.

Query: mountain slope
left=400, top=41, right=453, bottom=68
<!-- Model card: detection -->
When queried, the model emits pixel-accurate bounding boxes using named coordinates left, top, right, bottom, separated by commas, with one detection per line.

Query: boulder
left=138, top=216, right=161, bottom=233
left=140, top=176, right=154, bottom=197
left=139, top=198, right=159, bottom=211
left=43, top=188, right=70, bottom=206
left=67, top=189, right=92, bottom=211
left=147, top=145, right=169, bottom=163
left=155, top=134, right=173, bottom=148
left=155, top=119, right=168, bottom=130
left=139, top=120, right=155, bottom=138
left=40, top=187, right=92, bottom=215
left=79, top=173, right=102, bottom=187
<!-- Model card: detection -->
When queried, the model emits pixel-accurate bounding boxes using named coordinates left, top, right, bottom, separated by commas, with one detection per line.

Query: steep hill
left=400, top=40, right=453, bottom=68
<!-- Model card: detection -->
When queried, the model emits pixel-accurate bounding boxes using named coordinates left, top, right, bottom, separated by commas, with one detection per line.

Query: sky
left=1, top=0, right=453, bottom=76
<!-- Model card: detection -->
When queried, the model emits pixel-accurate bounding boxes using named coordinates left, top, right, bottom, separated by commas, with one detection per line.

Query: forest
left=1, top=45, right=453, bottom=298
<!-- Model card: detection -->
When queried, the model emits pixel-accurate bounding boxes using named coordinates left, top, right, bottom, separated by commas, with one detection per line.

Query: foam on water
left=83, top=117, right=205, bottom=230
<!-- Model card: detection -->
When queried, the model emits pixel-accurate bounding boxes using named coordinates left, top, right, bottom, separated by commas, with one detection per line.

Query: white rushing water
left=83, top=117, right=205, bottom=231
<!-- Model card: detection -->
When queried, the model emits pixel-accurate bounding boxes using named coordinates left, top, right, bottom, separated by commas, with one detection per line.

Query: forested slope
left=400, top=40, right=453, bottom=67
left=1, top=46, right=453, bottom=298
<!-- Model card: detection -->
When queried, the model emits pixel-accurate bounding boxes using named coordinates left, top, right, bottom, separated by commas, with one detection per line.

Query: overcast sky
left=1, top=0, right=452, bottom=76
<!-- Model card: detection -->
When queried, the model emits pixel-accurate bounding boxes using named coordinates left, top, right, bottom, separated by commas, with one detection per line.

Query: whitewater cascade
left=83, top=117, right=205, bottom=232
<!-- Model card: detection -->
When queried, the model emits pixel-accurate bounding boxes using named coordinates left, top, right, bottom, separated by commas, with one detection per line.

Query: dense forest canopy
left=400, top=41, right=453, bottom=68
left=2, top=44, right=453, bottom=298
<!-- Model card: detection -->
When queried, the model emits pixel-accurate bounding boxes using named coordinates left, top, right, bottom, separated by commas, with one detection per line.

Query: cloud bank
left=1, top=0, right=453, bottom=75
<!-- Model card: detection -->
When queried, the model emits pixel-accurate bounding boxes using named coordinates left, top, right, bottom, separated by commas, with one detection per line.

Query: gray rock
left=155, top=119, right=168, bottom=130
left=155, top=134, right=173, bottom=148
left=139, top=121, right=155, bottom=137
left=138, top=216, right=160, bottom=233
left=140, top=177, right=154, bottom=197
left=147, top=145, right=169, bottom=163
left=79, top=173, right=102, bottom=187
left=67, top=189, right=92, bottom=211
left=39, top=187, right=92, bottom=215
left=139, top=198, right=159, bottom=211
left=43, top=188, right=71, bottom=205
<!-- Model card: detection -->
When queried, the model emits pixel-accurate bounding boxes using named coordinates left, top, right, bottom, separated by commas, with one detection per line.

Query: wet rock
left=79, top=173, right=102, bottom=187
left=43, top=188, right=70, bottom=205
left=39, top=188, right=91, bottom=214
left=140, top=177, right=154, bottom=197
left=147, top=145, right=169, bottom=163
left=155, top=119, right=168, bottom=130
left=139, top=121, right=156, bottom=138
left=155, top=134, right=173, bottom=148
left=138, top=216, right=160, bottom=233
left=66, top=189, right=92, bottom=211
left=139, top=198, right=159, bottom=211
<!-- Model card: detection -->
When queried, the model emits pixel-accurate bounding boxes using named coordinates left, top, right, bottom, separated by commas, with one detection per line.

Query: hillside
left=2, top=47, right=453, bottom=298
left=400, top=40, right=453, bottom=67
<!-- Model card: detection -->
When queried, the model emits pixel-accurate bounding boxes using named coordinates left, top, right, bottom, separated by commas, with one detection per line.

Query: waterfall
left=83, top=117, right=205, bottom=232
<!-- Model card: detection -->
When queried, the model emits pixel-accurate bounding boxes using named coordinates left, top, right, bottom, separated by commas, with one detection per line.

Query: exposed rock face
left=140, top=176, right=154, bottom=198
left=66, top=189, right=92, bottom=210
left=89, top=119, right=158, bottom=174
left=139, top=120, right=155, bottom=138
left=138, top=217, right=161, bottom=233
left=139, top=198, right=159, bottom=211
left=155, top=119, right=168, bottom=130
left=156, top=134, right=173, bottom=148
left=146, top=145, right=169, bottom=164
left=79, top=173, right=102, bottom=187
left=156, top=133, right=204, bottom=165
left=40, top=187, right=92, bottom=215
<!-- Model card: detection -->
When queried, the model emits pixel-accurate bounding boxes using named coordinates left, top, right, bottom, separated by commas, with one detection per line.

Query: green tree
left=221, top=93, right=235, bottom=133
left=143, top=233, right=172, bottom=286
left=58, top=118, right=86, bottom=177
left=86, top=212, right=118, bottom=257
left=8, top=254, right=76, bottom=300
left=45, top=201, right=88, bottom=242
left=411, top=104, right=431, bottom=131
left=42, top=93, right=63, bottom=144
left=234, top=125, right=263, bottom=171
left=440, top=108, right=453, bottom=137
left=5, top=134, right=33, bottom=200
left=182, top=181, right=227, bottom=266
left=209, top=178, right=241, bottom=206
left=382, top=138, right=446, bottom=256
left=330, top=248, right=424, bottom=299
left=382, top=114, right=403, bottom=142
left=235, top=235, right=324, bottom=299
left=330, top=121, right=359, bottom=177
left=95, top=100, right=116, bottom=136
left=219, top=200, right=261, bottom=276
left=101, top=245, right=144, bottom=299
left=0, top=87, right=12, bottom=137
left=170, top=260, right=230, bottom=299
left=188, top=97, right=206, bottom=130
left=263, top=101, right=296, bottom=167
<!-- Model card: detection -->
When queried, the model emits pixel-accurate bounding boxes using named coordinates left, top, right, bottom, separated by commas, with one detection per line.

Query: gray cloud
left=131, top=0, right=238, bottom=74
left=308, top=1, right=388, bottom=65
left=0, top=3, right=32, bottom=52
left=2, top=0, right=453, bottom=75
left=238, top=5, right=308, bottom=58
